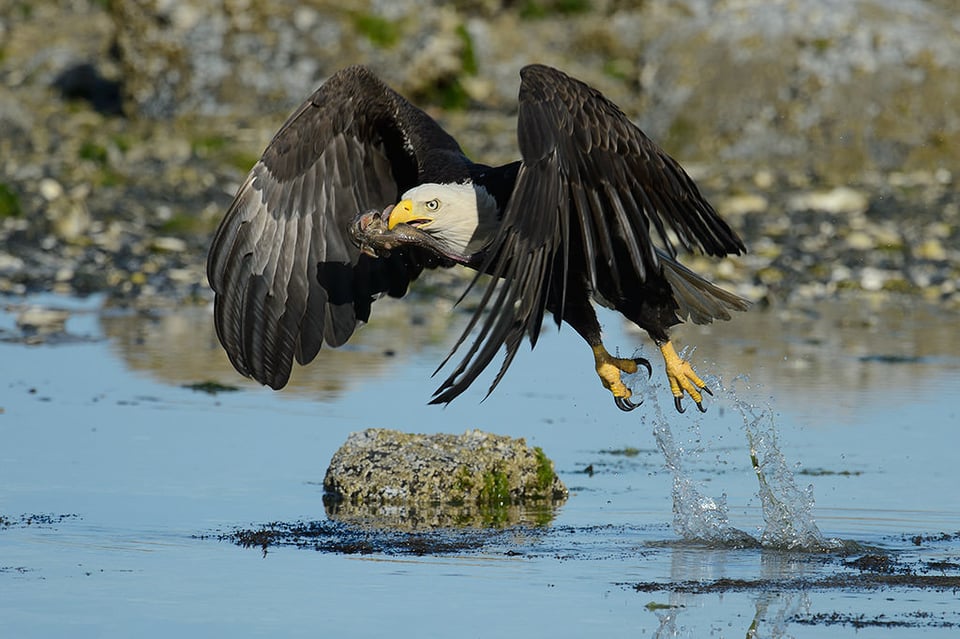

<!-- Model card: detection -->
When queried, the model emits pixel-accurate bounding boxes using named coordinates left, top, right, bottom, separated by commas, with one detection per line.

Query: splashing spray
left=648, top=386, right=759, bottom=547
left=628, top=364, right=843, bottom=551
left=733, top=390, right=843, bottom=551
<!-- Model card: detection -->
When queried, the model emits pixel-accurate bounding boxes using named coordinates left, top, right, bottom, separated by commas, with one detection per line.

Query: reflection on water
left=90, top=292, right=960, bottom=415
left=85, top=289, right=960, bottom=550
left=99, top=295, right=460, bottom=399
left=323, top=498, right=563, bottom=530
left=668, top=296, right=960, bottom=419
left=652, top=546, right=816, bottom=639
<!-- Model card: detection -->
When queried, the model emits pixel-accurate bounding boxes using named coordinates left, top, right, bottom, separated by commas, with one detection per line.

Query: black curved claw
left=633, top=357, right=653, bottom=379
left=676, top=390, right=709, bottom=414
left=696, top=386, right=711, bottom=412
left=615, top=395, right=641, bottom=412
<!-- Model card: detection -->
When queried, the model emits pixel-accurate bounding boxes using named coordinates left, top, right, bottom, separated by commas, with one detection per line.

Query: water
left=646, top=387, right=759, bottom=548
left=736, top=391, right=840, bottom=551
left=631, top=366, right=854, bottom=553
left=2, top=292, right=959, bottom=637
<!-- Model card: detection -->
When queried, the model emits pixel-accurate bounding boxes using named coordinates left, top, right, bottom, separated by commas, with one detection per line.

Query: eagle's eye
left=424, top=199, right=440, bottom=212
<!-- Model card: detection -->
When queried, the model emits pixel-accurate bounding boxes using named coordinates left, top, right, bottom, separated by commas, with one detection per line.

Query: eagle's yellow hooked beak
left=388, top=200, right=414, bottom=229
left=388, top=200, right=432, bottom=230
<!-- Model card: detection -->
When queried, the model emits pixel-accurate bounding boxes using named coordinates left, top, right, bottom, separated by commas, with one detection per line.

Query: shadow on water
left=2, top=291, right=959, bottom=636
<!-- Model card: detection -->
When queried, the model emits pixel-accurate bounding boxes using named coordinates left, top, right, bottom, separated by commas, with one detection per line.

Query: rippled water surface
left=2, top=292, right=959, bottom=637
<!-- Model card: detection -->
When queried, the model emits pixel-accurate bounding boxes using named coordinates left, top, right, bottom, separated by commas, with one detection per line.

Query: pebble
left=39, top=178, right=64, bottom=201
left=0, top=252, right=24, bottom=273
left=753, top=170, right=775, bottom=189
left=719, top=193, right=769, bottom=216
left=50, top=202, right=91, bottom=243
left=167, top=267, right=200, bottom=283
left=872, top=224, right=902, bottom=248
left=789, top=187, right=869, bottom=215
left=845, top=230, right=875, bottom=251
left=860, top=267, right=886, bottom=292
left=150, top=236, right=188, bottom=253
left=16, top=306, right=70, bottom=333
left=915, top=239, right=947, bottom=261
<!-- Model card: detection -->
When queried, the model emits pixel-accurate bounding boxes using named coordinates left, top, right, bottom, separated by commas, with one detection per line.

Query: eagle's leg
left=591, top=344, right=653, bottom=411
left=554, top=293, right=652, bottom=411
left=656, top=339, right=713, bottom=413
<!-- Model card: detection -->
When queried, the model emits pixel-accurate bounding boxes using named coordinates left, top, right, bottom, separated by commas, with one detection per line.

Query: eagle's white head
left=387, top=182, right=500, bottom=256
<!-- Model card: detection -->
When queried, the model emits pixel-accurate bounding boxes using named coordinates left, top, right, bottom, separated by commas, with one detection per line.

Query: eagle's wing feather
left=207, top=65, right=461, bottom=389
left=431, top=64, right=745, bottom=404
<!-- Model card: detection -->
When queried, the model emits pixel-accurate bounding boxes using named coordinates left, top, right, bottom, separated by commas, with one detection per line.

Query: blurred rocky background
left=1, top=0, right=958, bottom=310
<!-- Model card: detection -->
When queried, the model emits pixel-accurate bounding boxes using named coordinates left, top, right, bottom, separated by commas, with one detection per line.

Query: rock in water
left=323, top=428, right=568, bottom=529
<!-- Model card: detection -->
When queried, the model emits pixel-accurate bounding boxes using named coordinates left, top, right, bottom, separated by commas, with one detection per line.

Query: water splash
left=628, top=367, right=843, bottom=552
left=733, top=390, right=843, bottom=551
left=649, top=395, right=760, bottom=547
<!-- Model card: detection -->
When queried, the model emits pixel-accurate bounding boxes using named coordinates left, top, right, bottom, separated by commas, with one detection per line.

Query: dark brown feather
left=207, top=66, right=463, bottom=389
left=431, top=64, right=746, bottom=404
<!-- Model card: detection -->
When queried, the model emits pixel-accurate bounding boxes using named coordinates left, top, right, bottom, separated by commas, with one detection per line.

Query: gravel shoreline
left=1, top=1, right=957, bottom=314
left=2, top=160, right=956, bottom=315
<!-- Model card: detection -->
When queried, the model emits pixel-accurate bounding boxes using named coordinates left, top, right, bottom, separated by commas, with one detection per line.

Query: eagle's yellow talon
left=659, top=340, right=710, bottom=413
left=592, top=344, right=651, bottom=411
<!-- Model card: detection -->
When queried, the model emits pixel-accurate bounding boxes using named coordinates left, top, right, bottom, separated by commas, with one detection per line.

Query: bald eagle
left=207, top=65, right=748, bottom=413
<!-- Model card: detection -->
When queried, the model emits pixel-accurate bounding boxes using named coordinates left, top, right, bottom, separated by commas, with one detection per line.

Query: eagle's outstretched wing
left=431, top=64, right=746, bottom=404
left=207, top=65, right=462, bottom=389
